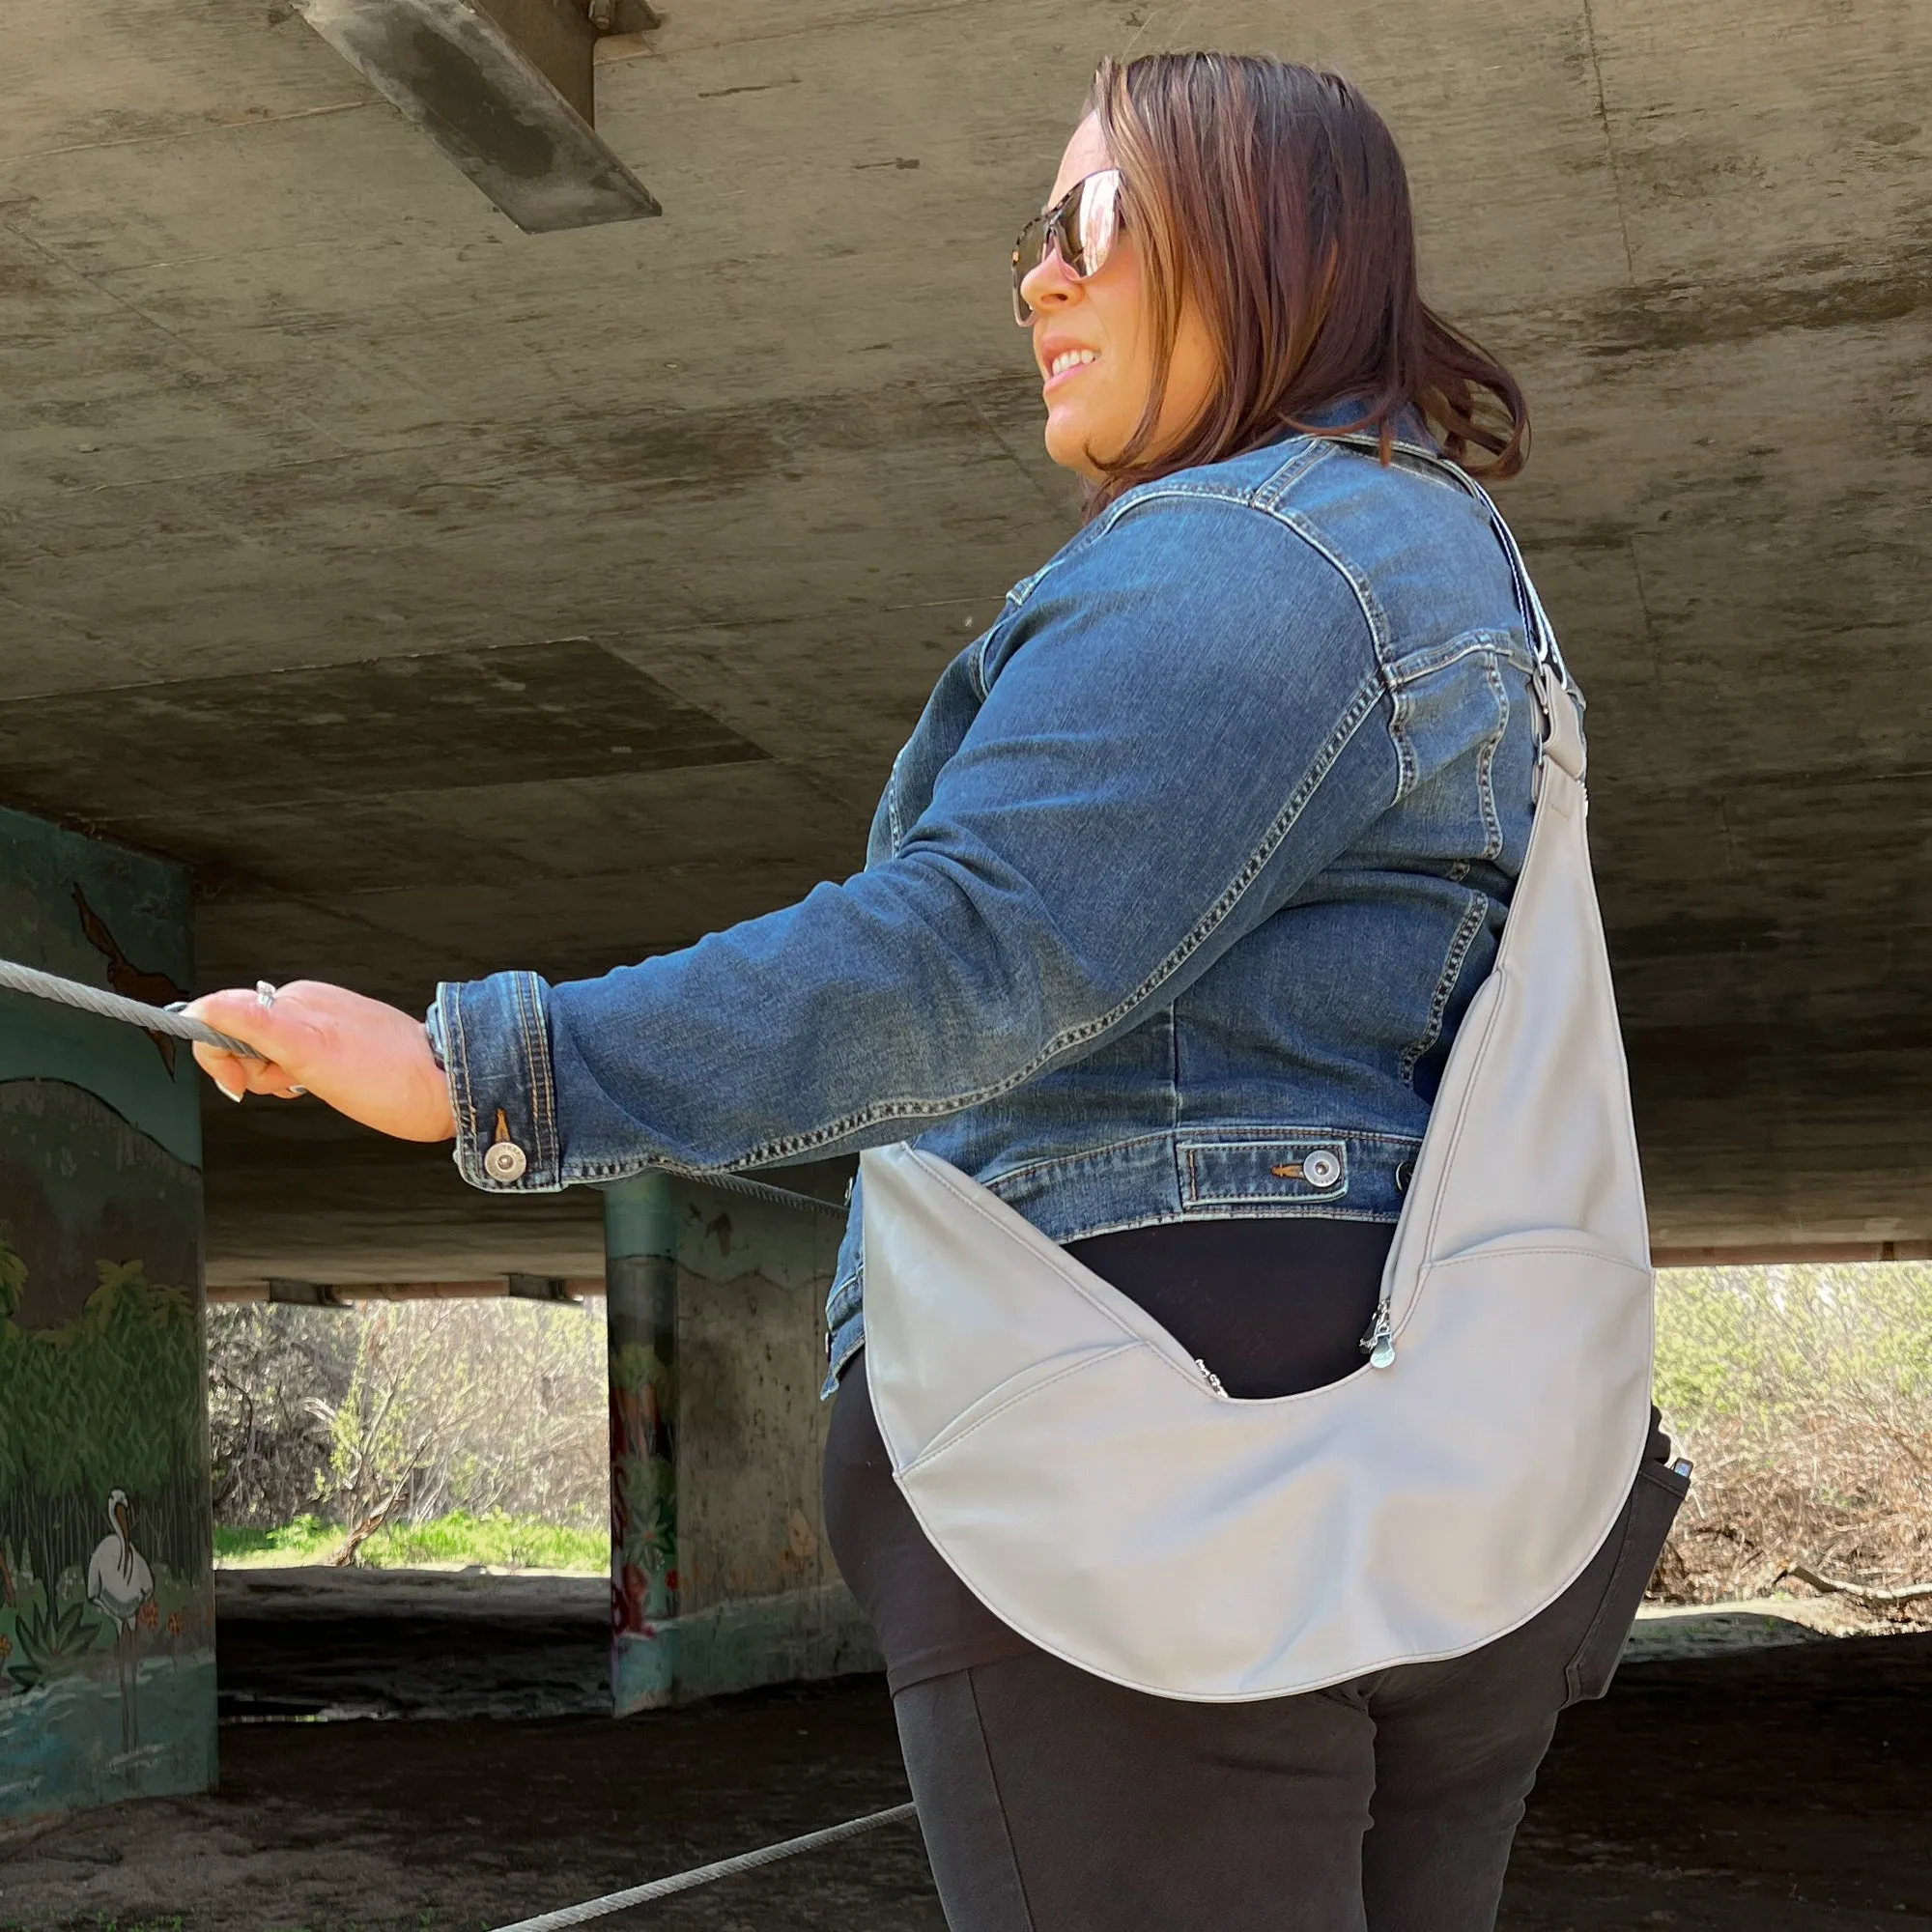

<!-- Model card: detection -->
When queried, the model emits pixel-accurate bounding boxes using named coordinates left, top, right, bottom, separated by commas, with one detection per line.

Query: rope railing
left=488, top=1803, right=920, bottom=1931
left=0, top=957, right=262, bottom=1058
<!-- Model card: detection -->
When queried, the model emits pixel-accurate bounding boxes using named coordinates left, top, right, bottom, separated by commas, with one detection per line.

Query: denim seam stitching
left=1246, top=435, right=1333, bottom=511
left=611, top=671, right=1390, bottom=1173
left=1384, top=628, right=1536, bottom=686
left=1477, top=650, right=1509, bottom=862
left=1240, top=492, right=1407, bottom=798
left=1182, top=1138, right=1348, bottom=1200
left=447, top=984, right=481, bottom=1182
left=510, top=974, right=538, bottom=1177
left=997, top=447, right=1326, bottom=614
left=1386, top=668, right=1417, bottom=800
left=1246, top=501, right=1395, bottom=668
left=981, top=1121, right=1422, bottom=1190
left=506, top=977, right=536, bottom=1179
left=511, top=972, right=558, bottom=1182
left=885, top=751, right=905, bottom=850
left=1399, top=889, right=1491, bottom=1088
left=529, top=975, right=560, bottom=1179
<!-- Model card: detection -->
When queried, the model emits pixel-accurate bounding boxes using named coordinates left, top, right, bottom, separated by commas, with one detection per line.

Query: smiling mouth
left=1044, top=348, right=1098, bottom=384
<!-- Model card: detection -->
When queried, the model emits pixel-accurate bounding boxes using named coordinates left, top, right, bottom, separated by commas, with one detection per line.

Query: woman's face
left=1021, top=116, right=1219, bottom=483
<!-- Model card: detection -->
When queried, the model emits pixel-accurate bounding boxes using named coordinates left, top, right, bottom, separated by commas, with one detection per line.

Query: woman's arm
left=194, top=496, right=1398, bottom=1179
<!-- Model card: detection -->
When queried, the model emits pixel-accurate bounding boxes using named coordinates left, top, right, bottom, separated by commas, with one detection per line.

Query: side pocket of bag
left=1562, top=1458, right=1691, bottom=1705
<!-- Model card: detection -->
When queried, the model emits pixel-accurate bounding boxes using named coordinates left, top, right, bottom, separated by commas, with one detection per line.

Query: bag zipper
left=1360, top=1304, right=1396, bottom=1370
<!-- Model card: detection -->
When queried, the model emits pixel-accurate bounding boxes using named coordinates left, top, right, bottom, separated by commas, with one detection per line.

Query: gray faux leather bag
left=860, top=467, right=1656, bottom=1701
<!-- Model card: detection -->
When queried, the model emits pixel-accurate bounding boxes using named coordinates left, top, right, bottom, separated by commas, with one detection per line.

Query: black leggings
left=856, top=1420, right=1686, bottom=1931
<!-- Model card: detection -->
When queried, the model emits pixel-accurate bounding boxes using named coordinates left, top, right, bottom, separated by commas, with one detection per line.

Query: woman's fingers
left=183, top=982, right=457, bottom=1143
left=192, top=1044, right=252, bottom=1100
left=185, top=990, right=304, bottom=1101
left=188, top=1039, right=305, bottom=1101
left=185, top=988, right=322, bottom=1092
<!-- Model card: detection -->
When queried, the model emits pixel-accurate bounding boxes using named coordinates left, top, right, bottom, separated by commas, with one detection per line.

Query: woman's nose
left=1020, top=246, right=1077, bottom=316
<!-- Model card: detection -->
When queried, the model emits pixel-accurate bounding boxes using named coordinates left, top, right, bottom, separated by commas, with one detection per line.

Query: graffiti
left=0, top=810, right=211, bottom=1828
left=3, top=1590, right=98, bottom=1694
left=0, top=1247, right=214, bottom=1813
left=610, top=1339, right=676, bottom=1633
left=86, top=1489, right=156, bottom=1752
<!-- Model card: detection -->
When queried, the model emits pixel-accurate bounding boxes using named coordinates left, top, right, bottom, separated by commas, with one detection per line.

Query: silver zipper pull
left=1360, top=1310, right=1396, bottom=1370
left=1193, top=1356, right=1227, bottom=1396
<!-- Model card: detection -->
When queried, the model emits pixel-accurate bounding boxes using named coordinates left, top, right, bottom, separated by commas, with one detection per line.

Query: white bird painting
left=85, top=1488, right=153, bottom=1752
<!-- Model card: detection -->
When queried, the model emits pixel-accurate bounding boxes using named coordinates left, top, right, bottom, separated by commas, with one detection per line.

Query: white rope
left=490, top=1802, right=920, bottom=1932
left=0, top=957, right=262, bottom=1058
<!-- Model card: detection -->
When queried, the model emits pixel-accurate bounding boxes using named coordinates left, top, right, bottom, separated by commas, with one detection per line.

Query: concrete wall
left=0, top=808, right=214, bottom=1829
left=605, top=1174, right=878, bottom=1713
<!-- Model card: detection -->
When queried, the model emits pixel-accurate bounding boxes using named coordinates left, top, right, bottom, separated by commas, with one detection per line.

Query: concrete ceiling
left=3, top=0, right=1929, bottom=1281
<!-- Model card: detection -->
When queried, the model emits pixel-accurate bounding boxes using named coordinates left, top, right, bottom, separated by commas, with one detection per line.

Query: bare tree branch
left=1777, top=1564, right=1932, bottom=1608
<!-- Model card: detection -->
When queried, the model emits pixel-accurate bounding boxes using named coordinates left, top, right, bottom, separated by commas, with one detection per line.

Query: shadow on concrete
left=1, top=1576, right=1925, bottom=1930
left=215, top=1566, right=611, bottom=1722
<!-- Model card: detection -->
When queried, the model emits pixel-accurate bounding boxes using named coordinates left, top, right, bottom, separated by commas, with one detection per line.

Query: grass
left=213, top=1510, right=606, bottom=1575
left=213, top=1515, right=341, bottom=1565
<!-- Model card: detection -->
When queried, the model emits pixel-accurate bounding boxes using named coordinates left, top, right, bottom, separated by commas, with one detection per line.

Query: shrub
left=1653, top=1264, right=1932, bottom=1610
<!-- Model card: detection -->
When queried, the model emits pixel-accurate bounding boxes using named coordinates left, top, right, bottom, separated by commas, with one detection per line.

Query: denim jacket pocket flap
left=1180, top=1137, right=1349, bottom=1207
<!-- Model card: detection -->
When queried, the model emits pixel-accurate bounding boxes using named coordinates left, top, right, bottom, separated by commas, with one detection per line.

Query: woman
left=192, top=53, right=1679, bottom=1931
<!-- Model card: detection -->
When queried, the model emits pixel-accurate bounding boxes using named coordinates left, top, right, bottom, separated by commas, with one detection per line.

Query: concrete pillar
left=604, top=1173, right=879, bottom=1713
left=0, top=808, right=213, bottom=1828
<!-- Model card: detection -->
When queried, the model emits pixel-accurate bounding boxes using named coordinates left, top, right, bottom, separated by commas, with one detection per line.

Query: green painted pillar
left=604, top=1171, right=880, bottom=1713
left=0, top=808, right=213, bottom=1828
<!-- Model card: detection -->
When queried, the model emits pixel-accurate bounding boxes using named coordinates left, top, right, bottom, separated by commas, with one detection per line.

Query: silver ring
left=255, top=980, right=278, bottom=1009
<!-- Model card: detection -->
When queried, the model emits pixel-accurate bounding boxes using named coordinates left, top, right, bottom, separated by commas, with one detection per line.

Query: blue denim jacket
left=434, top=427, right=1563, bottom=1394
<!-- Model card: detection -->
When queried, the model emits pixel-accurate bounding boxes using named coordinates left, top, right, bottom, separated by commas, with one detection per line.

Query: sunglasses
left=1010, top=167, right=1124, bottom=326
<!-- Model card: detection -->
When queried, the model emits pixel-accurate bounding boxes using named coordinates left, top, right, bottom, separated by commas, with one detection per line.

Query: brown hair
left=1084, top=53, right=1528, bottom=510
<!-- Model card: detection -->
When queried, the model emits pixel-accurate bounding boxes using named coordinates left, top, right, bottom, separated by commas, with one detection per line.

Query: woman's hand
left=185, top=981, right=458, bottom=1143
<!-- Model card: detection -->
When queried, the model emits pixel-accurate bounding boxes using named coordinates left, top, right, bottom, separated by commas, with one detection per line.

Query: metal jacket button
left=484, top=1139, right=527, bottom=1182
left=487, top=1136, right=533, bottom=1182
left=482, top=1106, right=527, bottom=1182
left=1303, top=1148, right=1343, bottom=1190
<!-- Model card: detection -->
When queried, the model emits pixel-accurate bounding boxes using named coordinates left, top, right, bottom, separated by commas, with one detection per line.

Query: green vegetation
left=1653, top=1264, right=1932, bottom=1605
left=0, top=1252, right=200, bottom=1513
left=3, top=1590, right=101, bottom=1690
left=1657, top=1263, right=1932, bottom=1426
left=210, top=1298, right=606, bottom=1557
left=211, top=1515, right=341, bottom=1565
left=214, top=1510, right=605, bottom=1574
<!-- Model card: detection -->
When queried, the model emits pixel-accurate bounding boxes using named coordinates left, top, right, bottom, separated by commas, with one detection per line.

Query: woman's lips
left=1041, top=348, right=1098, bottom=394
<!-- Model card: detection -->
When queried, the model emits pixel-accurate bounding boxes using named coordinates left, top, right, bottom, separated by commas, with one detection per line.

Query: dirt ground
left=2, top=1575, right=1928, bottom=1932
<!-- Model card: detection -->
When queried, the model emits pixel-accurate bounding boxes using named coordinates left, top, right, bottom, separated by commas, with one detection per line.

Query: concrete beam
left=296, top=0, right=659, bottom=231
left=206, top=1274, right=607, bottom=1302
left=1652, top=1241, right=1932, bottom=1269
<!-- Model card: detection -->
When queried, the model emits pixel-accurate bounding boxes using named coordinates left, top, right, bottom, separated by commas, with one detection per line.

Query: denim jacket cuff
left=435, top=971, right=564, bottom=1191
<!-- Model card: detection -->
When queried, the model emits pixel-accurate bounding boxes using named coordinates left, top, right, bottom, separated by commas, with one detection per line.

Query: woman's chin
left=1042, top=412, right=1111, bottom=483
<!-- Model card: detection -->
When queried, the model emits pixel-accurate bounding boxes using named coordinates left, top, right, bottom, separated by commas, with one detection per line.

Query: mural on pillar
left=609, top=1275, right=678, bottom=1636
left=0, top=807, right=213, bottom=1830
